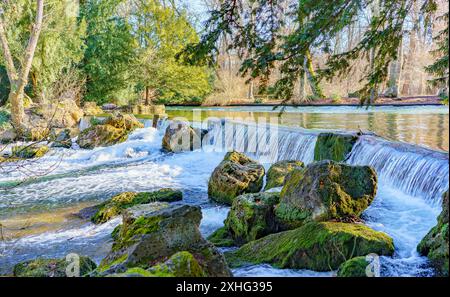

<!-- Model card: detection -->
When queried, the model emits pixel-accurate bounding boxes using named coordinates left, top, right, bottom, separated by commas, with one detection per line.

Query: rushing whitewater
left=348, top=135, right=449, bottom=205
left=0, top=113, right=448, bottom=276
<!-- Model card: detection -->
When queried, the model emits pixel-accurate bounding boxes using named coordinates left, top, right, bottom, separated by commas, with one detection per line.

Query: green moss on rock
left=207, top=227, right=235, bottom=247
left=276, top=160, right=377, bottom=228
left=223, top=192, right=280, bottom=245
left=337, top=256, right=370, bottom=277
left=99, top=204, right=232, bottom=277
left=225, top=222, right=394, bottom=271
left=208, top=151, right=265, bottom=205
left=91, top=189, right=182, bottom=224
left=265, top=160, right=304, bottom=191
left=149, top=251, right=207, bottom=277
left=11, top=145, right=49, bottom=159
left=417, top=191, right=449, bottom=276
left=78, top=113, right=143, bottom=149
left=314, top=133, right=358, bottom=162
left=13, top=256, right=97, bottom=277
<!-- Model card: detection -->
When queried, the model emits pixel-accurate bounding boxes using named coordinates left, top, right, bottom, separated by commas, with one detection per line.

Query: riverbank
left=165, top=95, right=446, bottom=107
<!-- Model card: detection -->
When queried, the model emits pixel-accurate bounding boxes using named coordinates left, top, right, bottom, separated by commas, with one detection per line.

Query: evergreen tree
left=425, top=11, right=448, bottom=98
left=81, top=0, right=138, bottom=105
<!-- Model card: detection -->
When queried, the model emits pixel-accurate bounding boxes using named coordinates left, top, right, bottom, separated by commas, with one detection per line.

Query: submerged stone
left=276, top=160, right=377, bottom=228
left=225, top=222, right=394, bottom=271
left=208, top=151, right=265, bottom=205
left=264, top=160, right=304, bottom=191
left=417, top=190, right=449, bottom=276
left=314, top=132, right=358, bottom=162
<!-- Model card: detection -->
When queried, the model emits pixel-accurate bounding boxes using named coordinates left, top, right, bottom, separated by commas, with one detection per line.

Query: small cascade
left=347, top=135, right=449, bottom=205
left=205, top=119, right=317, bottom=164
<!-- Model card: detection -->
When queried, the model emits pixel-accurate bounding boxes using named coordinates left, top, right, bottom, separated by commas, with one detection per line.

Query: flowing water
left=0, top=105, right=448, bottom=276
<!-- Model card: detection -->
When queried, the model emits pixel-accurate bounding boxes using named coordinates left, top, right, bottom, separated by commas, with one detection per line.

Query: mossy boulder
left=314, top=132, right=358, bottom=162
left=225, top=222, right=394, bottom=271
left=148, top=251, right=207, bottom=277
left=209, top=192, right=281, bottom=246
left=28, top=99, right=84, bottom=129
left=11, top=145, right=49, bottom=159
left=276, top=160, right=377, bottom=228
left=264, top=160, right=304, bottom=191
left=78, top=113, right=143, bottom=149
left=13, top=256, right=97, bottom=277
left=162, top=121, right=203, bottom=152
left=98, top=204, right=232, bottom=277
left=417, top=190, right=449, bottom=276
left=337, top=256, right=370, bottom=277
left=208, top=151, right=265, bottom=205
left=90, top=189, right=183, bottom=224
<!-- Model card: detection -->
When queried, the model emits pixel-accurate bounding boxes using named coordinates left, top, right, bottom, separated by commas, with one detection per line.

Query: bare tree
left=0, top=0, right=44, bottom=135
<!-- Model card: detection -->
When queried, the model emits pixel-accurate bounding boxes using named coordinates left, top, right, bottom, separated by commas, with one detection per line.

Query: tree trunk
left=248, top=80, right=254, bottom=100
left=385, top=38, right=403, bottom=98
left=298, top=68, right=307, bottom=103
left=0, top=0, right=44, bottom=134
left=305, top=50, right=324, bottom=99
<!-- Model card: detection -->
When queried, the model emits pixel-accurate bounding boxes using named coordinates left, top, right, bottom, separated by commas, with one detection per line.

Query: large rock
left=28, top=99, right=84, bottom=129
left=162, top=121, right=202, bottom=152
left=13, top=256, right=96, bottom=277
left=225, top=222, right=394, bottom=271
left=97, top=204, right=232, bottom=277
left=77, top=113, right=143, bottom=149
left=90, top=189, right=183, bottom=224
left=208, top=151, right=265, bottom=205
left=275, top=160, right=377, bottom=228
left=417, top=190, right=449, bottom=276
left=314, top=132, right=358, bottom=162
left=208, top=192, right=280, bottom=246
left=83, top=102, right=103, bottom=116
left=264, top=160, right=304, bottom=191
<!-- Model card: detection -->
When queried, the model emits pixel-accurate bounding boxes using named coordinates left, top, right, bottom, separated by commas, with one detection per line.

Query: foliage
left=80, top=0, right=138, bottom=105
left=133, top=1, right=212, bottom=104
left=425, top=12, right=449, bottom=90
left=0, top=0, right=86, bottom=102
left=182, top=0, right=445, bottom=105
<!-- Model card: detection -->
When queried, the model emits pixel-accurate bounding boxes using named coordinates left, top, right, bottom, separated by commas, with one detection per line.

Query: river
left=0, top=105, right=448, bottom=277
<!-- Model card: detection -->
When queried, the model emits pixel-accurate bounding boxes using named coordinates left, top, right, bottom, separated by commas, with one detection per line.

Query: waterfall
left=205, top=119, right=317, bottom=164
left=347, top=135, right=449, bottom=205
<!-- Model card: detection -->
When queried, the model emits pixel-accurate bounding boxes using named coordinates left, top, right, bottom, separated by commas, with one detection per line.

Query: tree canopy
left=183, top=0, right=449, bottom=105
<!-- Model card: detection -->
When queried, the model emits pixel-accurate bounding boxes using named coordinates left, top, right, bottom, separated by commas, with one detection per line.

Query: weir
left=197, top=118, right=449, bottom=205
left=347, top=135, right=449, bottom=205
left=204, top=119, right=317, bottom=164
